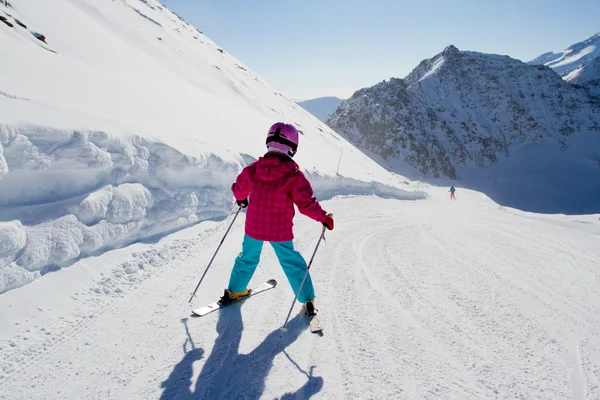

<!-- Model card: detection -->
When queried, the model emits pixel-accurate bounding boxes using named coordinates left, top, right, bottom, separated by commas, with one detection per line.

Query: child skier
left=449, top=185, right=456, bottom=200
left=220, top=122, right=334, bottom=317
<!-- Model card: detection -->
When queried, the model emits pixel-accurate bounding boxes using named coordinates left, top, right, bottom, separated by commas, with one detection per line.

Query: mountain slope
left=327, top=45, right=600, bottom=213
left=297, top=96, right=344, bottom=122
left=529, top=32, right=600, bottom=76
left=0, top=0, right=417, bottom=293
left=530, top=32, right=600, bottom=98
left=565, top=57, right=600, bottom=97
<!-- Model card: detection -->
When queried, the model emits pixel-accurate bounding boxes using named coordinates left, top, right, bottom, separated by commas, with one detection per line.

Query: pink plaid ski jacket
left=232, top=152, right=328, bottom=242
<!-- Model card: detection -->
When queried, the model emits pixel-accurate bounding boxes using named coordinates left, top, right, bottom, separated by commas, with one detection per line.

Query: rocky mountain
left=529, top=32, right=600, bottom=76
left=327, top=45, right=600, bottom=213
left=297, top=96, right=344, bottom=122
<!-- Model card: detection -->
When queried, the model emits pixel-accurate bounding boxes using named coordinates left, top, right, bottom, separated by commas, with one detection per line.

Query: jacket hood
left=255, top=153, right=298, bottom=182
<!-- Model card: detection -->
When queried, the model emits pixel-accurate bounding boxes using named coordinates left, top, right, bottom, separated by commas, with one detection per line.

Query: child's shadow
left=160, top=305, right=323, bottom=399
left=159, top=318, right=204, bottom=400
left=195, top=304, right=323, bottom=399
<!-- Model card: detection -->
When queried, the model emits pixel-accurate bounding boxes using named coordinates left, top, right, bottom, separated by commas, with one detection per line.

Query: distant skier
left=449, top=185, right=456, bottom=200
left=220, top=122, right=334, bottom=317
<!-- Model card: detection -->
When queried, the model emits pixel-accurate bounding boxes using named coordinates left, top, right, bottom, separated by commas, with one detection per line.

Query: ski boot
left=303, top=300, right=317, bottom=317
left=219, top=288, right=252, bottom=305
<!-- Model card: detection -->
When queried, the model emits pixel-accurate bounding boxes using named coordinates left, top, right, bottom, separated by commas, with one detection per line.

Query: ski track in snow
left=0, top=222, right=227, bottom=398
left=1, top=188, right=600, bottom=399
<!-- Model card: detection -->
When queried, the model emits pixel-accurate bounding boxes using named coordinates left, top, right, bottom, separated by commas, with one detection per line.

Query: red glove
left=322, top=213, right=334, bottom=230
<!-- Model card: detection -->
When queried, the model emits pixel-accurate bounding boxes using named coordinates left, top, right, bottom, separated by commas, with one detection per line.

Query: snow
left=528, top=32, right=600, bottom=76
left=1, top=0, right=599, bottom=398
left=73, top=185, right=115, bottom=225
left=0, top=0, right=416, bottom=293
left=564, top=57, right=600, bottom=98
left=1, top=188, right=599, bottom=399
left=419, top=56, right=445, bottom=82
left=457, top=132, right=600, bottom=214
left=0, top=221, right=26, bottom=262
left=551, top=45, right=597, bottom=69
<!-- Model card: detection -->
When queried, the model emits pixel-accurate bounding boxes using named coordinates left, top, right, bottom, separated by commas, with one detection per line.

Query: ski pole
left=188, top=205, right=242, bottom=303
left=281, top=225, right=327, bottom=330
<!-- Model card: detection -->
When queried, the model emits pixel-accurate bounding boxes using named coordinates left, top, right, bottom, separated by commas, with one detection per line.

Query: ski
left=191, top=279, right=277, bottom=317
left=308, top=315, right=323, bottom=333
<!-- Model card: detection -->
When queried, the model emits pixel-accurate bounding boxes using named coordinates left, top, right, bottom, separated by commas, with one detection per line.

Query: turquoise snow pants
left=228, top=234, right=315, bottom=303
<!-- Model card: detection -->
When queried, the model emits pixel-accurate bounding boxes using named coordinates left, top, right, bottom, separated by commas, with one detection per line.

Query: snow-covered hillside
left=327, top=45, right=600, bottom=214
left=1, top=187, right=599, bottom=399
left=297, top=97, right=344, bottom=123
left=565, top=57, right=600, bottom=98
left=0, top=0, right=419, bottom=293
left=529, top=32, right=600, bottom=76
left=530, top=32, right=600, bottom=98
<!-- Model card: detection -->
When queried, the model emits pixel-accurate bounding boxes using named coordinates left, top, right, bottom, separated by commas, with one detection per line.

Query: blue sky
left=161, top=0, right=600, bottom=100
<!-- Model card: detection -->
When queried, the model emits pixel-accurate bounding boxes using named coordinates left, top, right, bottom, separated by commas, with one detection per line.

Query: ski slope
left=1, top=186, right=599, bottom=399
left=0, top=0, right=415, bottom=293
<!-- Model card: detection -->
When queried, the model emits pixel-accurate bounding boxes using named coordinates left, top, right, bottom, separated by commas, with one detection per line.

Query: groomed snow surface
left=1, top=186, right=599, bottom=399
left=1, top=1, right=599, bottom=398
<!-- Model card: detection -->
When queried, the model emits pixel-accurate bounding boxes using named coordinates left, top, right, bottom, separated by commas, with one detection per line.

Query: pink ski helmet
left=266, top=122, right=299, bottom=157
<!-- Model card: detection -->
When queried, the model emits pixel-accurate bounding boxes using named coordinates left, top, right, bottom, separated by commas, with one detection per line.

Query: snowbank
left=0, top=221, right=38, bottom=293
left=0, top=221, right=26, bottom=266
left=0, top=125, right=238, bottom=293
left=0, top=124, right=419, bottom=293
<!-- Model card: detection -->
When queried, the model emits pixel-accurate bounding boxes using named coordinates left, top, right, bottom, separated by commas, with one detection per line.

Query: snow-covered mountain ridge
left=529, top=32, right=600, bottom=98
left=328, top=45, right=600, bottom=213
left=565, top=57, right=600, bottom=98
left=0, top=0, right=418, bottom=293
left=529, top=32, right=600, bottom=76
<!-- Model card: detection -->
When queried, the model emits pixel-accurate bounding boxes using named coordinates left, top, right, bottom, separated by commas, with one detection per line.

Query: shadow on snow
left=160, top=306, right=323, bottom=399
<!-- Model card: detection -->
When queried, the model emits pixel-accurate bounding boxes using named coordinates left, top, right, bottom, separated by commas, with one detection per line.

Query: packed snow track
left=1, top=187, right=599, bottom=399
